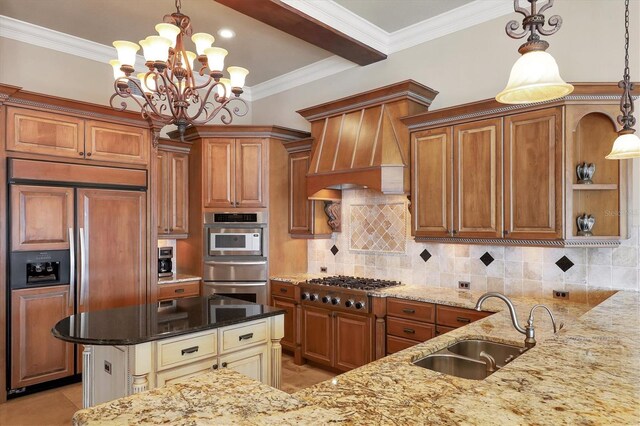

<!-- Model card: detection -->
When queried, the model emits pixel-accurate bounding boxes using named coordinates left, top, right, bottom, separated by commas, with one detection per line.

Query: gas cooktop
left=306, top=275, right=402, bottom=291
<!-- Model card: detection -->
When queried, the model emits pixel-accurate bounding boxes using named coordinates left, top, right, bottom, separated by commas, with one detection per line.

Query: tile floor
left=0, top=354, right=335, bottom=425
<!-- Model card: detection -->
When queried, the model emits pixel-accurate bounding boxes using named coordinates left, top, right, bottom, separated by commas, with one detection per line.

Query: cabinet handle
left=78, top=152, right=84, bottom=156
left=504, top=230, right=510, bottom=236
left=212, top=364, right=219, bottom=370
left=169, top=228, right=173, bottom=232
left=456, top=316, right=471, bottom=324
left=181, top=346, right=199, bottom=355
left=280, top=287, right=288, bottom=293
left=86, top=152, right=92, bottom=157
left=452, top=230, right=458, bottom=235
left=68, top=228, right=75, bottom=308
left=175, top=288, right=185, bottom=294
left=221, top=362, right=228, bottom=368
left=403, top=328, right=416, bottom=334
left=238, top=333, right=254, bottom=341
left=402, top=308, right=415, bottom=314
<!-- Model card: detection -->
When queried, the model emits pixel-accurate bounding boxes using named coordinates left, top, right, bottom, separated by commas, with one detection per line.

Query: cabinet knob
left=221, top=362, right=228, bottom=368
left=79, top=152, right=84, bottom=156
left=504, top=230, right=510, bottom=236
left=452, top=230, right=458, bottom=235
left=212, top=364, right=218, bottom=370
left=86, top=152, right=92, bottom=157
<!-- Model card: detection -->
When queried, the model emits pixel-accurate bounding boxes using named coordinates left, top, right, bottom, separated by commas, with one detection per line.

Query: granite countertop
left=72, top=286, right=639, bottom=425
left=52, top=295, right=284, bottom=345
left=158, top=273, right=202, bottom=284
left=73, top=369, right=346, bottom=426
left=270, top=273, right=326, bottom=285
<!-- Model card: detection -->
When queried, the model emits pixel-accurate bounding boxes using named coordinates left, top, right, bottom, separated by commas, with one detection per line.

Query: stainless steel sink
left=413, top=354, right=489, bottom=380
left=413, top=339, right=527, bottom=380
left=447, top=339, right=525, bottom=368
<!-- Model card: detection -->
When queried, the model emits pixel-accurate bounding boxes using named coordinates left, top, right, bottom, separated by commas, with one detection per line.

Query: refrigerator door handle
left=79, top=227, right=87, bottom=309
left=68, top=227, right=75, bottom=308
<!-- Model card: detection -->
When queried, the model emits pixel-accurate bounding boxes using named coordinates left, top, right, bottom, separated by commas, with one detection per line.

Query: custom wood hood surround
left=298, top=80, right=438, bottom=198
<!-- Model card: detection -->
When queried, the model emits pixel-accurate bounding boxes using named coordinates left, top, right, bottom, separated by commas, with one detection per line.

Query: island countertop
left=72, top=288, right=640, bottom=425
left=53, top=295, right=285, bottom=345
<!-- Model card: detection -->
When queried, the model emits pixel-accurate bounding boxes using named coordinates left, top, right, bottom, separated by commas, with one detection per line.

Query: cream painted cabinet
left=219, top=344, right=268, bottom=383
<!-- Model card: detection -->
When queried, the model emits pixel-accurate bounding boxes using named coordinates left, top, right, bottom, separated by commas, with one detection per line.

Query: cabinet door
left=203, top=139, right=235, bottom=208
left=272, top=296, right=296, bottom=351
left=77, top=189, right=147, bottom=313
left=6, top=107, right=84, bottom=159
left=412, top=127, right=453, bottom=237
left=289, top=151, right=312, bottom=234
left=156, top=150, right=170, bottom=235
left=334, top=312, right=372, bottom=371
left=504, top=108, right=563, bottom=239
left=302, top=305, right=333, bottom=367
left=155, top=357, right=217, bottom=387
left=453, top=118, right=503, bottom=238
left=219, top=345, right=268, bottom=384
left=10, top=285, right=74, bottom=388
left=10, top=185, right=74, bottom=251
left=169, top=152, right=189, bottom=235
left=236, top=139, right=267, bottom=208
left=84, top=120, right=150, bottom=165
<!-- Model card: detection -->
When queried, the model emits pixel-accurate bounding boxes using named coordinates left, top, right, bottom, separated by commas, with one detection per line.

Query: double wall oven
left=203, top=212, right=268, bottom=305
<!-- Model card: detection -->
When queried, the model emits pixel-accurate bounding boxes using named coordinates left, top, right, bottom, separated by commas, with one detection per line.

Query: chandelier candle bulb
left=144, top=36, right=172, bottom=63
left=181, top=51, right=197, bottom=71
left=109, top=59, right=125, bottom=80
left=155, top=23, right=180, bottom=48
left=137, top=73, right=156, bottom=94
left=216, top=78, right=232, bottom=99
left=191, top=33, right=215, bottom=56
left=112, top=40, right=139, bottom=71
left=228, top=66, right=249, bottom=91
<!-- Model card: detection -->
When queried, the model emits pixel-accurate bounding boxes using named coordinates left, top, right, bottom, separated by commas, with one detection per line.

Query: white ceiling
left=0, top=0, right=513, bottom=100
left=334, top=0, right=474, bottom=33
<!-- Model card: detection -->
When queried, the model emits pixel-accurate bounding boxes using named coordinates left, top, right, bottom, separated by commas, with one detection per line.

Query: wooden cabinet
left=6, top=107, right=84, bottom=159
left=411, top=127, right=452, bottom=237
left=301, top=305, right=333, bottom=367
left=270, top=280, right=302, bottom=364
left=334, top=312, right=372, bottom=371
left=84, top=120, right=149, bottom=165
left=157, top=144, right=190, bottom=238
left=285, top=140, right=333, bottom=238
left=453, top=118, right=503, bottom=238
left=504, top=108, right=563, bottom=240
left=10, top=185, right=74, bottom=251
left=77, top=189, right=147, bottom=312
left=6, top=107, right=150, bottom=165
left=385, top=298, right=491, bottom=355
left=157, top=280, right=200, bottom=301
left=10, top=285, right=74, bottom=388
left=203, top=138, right=266, bottom=208
left=412, top=119, right=502, bottom=239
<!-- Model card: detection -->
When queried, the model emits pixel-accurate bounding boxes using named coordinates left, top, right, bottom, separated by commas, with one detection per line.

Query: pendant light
left=496, top=0, right=573, bottom=104
left=606, top=0, right=640, bottom=160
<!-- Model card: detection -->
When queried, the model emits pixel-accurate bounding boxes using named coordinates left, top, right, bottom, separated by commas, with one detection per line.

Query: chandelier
left=606, top=0, right=640, bottom=159
left=108, top=0, right=249, bottom=140
left=496, top=0, right=573, bottom=104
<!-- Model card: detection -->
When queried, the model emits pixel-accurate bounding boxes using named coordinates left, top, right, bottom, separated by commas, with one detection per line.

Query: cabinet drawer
left=387, top=317, right=435, bottom=342
left=156, top=330, right=217, bottom=371
left=271, top=281, right=295, bottom=300
left=157, top=281, right=200, bottom=301
left=221, top=320, right=267, bottom=354
left=436, top=305, right=491, bottom=328
left=436, top=325, right=456, bottom=336
left=386, top=335, right=419, bottom=355
left=387, top=298, right=435, bottom=323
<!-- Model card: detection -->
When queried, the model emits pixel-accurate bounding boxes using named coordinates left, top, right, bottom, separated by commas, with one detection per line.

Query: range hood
left=297, top=80, right=438, bottom=198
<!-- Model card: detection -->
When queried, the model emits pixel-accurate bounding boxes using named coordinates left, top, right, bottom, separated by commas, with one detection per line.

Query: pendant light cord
left=619, top=0, right=636, bottom=131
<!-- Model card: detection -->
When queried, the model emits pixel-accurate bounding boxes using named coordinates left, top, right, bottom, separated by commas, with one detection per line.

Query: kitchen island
left=72, top=287, right=639, bottom=425
left=53, top=295, right=284, bottom=408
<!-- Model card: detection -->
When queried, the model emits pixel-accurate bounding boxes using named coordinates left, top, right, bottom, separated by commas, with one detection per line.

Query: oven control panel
left=300, top=285, right=370, bottom=314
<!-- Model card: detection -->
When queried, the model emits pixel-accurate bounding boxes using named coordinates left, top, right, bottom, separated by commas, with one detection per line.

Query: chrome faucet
left=474, top=292, right=561, bottom=349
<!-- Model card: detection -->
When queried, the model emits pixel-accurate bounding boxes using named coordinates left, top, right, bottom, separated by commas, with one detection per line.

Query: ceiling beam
left=214, top=0, right=387, bottom=66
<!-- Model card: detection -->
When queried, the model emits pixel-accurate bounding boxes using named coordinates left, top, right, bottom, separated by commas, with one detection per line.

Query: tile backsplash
left=308, top=189, right=640, bottom=297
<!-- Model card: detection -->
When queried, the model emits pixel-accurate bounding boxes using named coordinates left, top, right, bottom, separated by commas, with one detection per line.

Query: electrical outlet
left=553, top=290, right=569, bottom=300
left=104, top=361, right=112, bottom=375
left=458, top=281, right=470, bottom=290
left=320, top=266, right=327, bottom=273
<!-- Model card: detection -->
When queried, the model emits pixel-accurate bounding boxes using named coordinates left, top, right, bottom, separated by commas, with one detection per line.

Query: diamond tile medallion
left=350, top=203, right=406, bottom=253
left=420, top=249, right=432, bottom=262
left=556, top=255, right=574, bottom=272
left=330, top=245, right=339, bottom=256
left=480, top=252, right=495, bottom=266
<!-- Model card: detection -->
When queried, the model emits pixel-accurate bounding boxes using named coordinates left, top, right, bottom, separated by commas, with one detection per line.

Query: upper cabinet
left=5, top=106, right=150, bottom=166
left=157, top=140, right=190, bottom=238
left=203, top=138, right=266, bottom=209
left=402, top=83, right=633, bottom=247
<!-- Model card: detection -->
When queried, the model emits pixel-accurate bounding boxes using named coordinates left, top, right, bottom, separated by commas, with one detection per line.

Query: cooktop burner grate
left=307, top=275, right=401, bottom=291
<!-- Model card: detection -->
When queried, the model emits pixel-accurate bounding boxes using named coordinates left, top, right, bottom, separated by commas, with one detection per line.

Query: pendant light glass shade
left=605, top=132, right=640, bottom=159
left=496, top=50, right=574, bottom=104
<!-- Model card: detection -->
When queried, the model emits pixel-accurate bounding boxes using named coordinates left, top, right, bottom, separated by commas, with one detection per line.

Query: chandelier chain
left=624, top=0, right=630, bottom=80
left=618, top=0, right=636, bottom=132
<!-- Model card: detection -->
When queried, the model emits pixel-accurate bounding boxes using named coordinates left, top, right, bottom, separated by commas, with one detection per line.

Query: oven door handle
left=205, top=261, right=267, bottom=266
left=205, top=281, right=267, bottom=287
